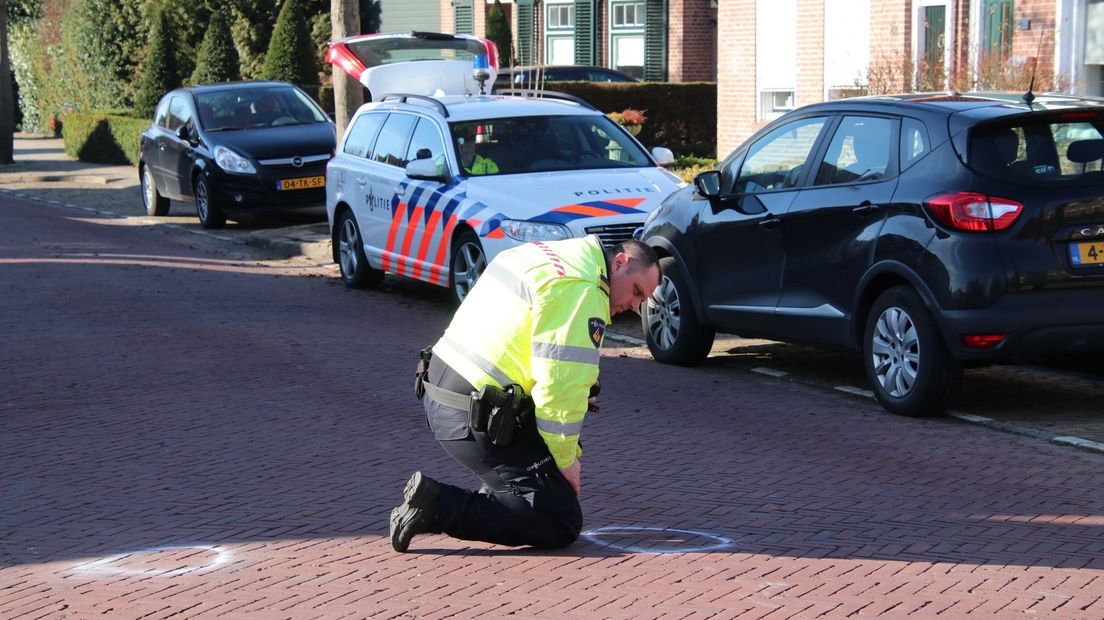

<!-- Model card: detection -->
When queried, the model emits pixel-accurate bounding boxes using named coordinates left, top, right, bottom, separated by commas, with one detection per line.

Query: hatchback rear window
left=969, top=112, right=1104, bottom=185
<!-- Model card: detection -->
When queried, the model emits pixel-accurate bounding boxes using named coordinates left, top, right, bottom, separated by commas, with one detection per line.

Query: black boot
left=389, top=471, right=442, bottom=552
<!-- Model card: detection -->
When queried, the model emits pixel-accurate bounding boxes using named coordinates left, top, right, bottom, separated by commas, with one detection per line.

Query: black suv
left=639, top=93, right=1104, bottom=417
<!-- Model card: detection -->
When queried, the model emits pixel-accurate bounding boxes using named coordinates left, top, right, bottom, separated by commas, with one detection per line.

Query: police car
left=325, top=34, right=685, bottom=302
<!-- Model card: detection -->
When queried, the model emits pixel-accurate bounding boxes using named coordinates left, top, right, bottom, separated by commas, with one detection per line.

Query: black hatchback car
left=639, top=92, right=1104, bottom=417
left=139, top=81, right=336, bottom=229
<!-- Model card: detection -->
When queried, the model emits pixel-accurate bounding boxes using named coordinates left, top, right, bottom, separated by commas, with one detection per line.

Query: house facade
left=439, top=0, right=718, bottom=82
left=717, top=0, right=1104, bottom=156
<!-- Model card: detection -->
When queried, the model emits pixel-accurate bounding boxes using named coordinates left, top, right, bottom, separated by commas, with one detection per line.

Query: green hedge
left=535, top=82, right=717, bottom=158
left=61, top=113, right=149, bottom=166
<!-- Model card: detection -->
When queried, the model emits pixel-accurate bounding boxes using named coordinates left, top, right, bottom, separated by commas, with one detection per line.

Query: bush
left=541, top=82, right=717, bottom=158
left=61, top=112, right=148, bottom=166
left=261, top=0, right=320, bottom=95
left=486, top=1, right=513, bottom=66
left=134, top=7, right=181, bottom=119
left=669, top=155, right=718, bottom=183
left=191, top=8, right=240, bottom=85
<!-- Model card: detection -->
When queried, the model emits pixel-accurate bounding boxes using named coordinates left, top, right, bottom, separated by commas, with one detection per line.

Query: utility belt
left=415, top=346, right=533, bottom=447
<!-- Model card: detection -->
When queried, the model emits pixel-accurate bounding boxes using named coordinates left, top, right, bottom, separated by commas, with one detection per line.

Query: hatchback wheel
left=449, top=230, right=486, bottom=303
left=194, top=175, right=226, bottom=229
left=337, top=210, right=383, bottom=289
left=642, top=256, right=715, bottom=365
left=863, top=286, right=962, bottom=417
left=141, top=164, right=170, bottom=216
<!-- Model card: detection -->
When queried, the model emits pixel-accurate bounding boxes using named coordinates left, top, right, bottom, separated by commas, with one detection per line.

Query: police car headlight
left=500, top=219, right=570, bottom=242
left=214, top=145, right=257, bottom=174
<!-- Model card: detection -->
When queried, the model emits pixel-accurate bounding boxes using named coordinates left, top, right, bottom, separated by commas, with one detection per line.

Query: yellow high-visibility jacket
left=432, top=235, right=611, bottom=468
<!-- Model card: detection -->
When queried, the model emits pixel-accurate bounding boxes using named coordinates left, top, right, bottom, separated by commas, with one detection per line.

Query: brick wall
left=668, top=0, right=719, bottom=82
left=717, top=0, right=758, bottom=156
left=795, top=0, right=825, bottom=106
left=1012, top=0, right=1057, bottom=87
left=867, top=0, right=911, bottom=92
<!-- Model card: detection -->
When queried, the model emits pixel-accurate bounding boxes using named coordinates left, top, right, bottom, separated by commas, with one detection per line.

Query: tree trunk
left=0, top=0, right=14, bottom=165
left=330, top=0, right=362, bottom=141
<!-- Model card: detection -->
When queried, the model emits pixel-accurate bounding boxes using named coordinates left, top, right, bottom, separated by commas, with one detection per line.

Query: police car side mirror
left=651, top=147, right=675, bottom=167
left=405, top=158, right=448, bottom=183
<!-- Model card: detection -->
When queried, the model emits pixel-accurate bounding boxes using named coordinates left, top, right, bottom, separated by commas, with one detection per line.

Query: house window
left=759, top=89, right=795, bottom=121
left=610, top=1, right=645, bottom=78
left=912, top=0, right=955, bottom=90
left=613, top=1, right=645, bottom=27
left=545, top=1, right=575, bottom=64
left=547, top=3, right=573, bottom=30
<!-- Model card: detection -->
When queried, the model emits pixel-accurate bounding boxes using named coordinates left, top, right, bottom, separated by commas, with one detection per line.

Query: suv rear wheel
left=863, top=286, right=962, bottom=417
left=643, top=256, right=715, bottom=365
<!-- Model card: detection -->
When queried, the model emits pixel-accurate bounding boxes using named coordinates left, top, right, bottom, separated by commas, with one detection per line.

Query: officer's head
left=608, top=240, right=661, bottom=316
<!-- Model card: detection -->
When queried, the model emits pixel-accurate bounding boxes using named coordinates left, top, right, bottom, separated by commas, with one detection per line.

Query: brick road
left=2, top=195, right=1104, bottom=619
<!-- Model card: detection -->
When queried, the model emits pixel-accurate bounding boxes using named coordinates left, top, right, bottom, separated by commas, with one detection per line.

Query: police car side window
left=373, top=113, right=418, bottom=168
left=405, top=118, right=446, bottom=167
left=344, top=112, right=386, bottom=159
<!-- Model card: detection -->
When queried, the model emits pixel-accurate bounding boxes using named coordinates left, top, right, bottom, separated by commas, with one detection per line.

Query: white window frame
left=911, top=0, right=956, bottom=90
left=609, top=0, right=645, bottom=74
left=544, top=0, right=576, bottom=65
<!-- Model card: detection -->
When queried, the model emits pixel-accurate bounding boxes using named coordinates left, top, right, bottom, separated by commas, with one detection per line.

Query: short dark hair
left=612, top=239, right=661, bottom=277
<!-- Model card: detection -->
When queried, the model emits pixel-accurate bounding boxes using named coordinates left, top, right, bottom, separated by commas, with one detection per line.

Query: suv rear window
left=969, top=111, right=1104, bottom=185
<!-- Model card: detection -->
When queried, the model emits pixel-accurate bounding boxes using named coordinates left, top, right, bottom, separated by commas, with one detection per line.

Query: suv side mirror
left=176, top=125, right=191, bottom=142
left=406, top=158, right=447, bottom=183
left=694, top=170, right=721, bottom=198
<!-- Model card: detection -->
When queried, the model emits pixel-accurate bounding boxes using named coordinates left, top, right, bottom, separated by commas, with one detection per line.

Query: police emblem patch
left=588, top=317, right=606, bottom=349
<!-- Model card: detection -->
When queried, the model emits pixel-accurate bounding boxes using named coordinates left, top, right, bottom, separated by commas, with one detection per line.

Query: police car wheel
left=337, top=210, right=383, bottom=289
left=449, top=230, right=486, bottom=303
left=642, top=256, right=714, bottom=365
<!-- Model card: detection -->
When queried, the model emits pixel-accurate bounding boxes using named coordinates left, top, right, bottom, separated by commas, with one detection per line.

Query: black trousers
left=422, top=356, right=583, bottom=549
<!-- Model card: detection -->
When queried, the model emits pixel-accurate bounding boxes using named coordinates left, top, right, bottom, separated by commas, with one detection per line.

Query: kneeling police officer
left=391, top=236, right=661, bottom=551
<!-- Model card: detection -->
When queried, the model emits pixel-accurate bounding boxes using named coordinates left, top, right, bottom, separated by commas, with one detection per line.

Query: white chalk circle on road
left=582, top=525, right=733, bottom=554
left=70, top=545, right=232, bottom=577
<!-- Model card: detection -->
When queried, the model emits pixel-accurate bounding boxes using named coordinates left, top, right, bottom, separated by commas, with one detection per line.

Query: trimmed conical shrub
left=134, top=8, right=181, bottom=119
left=191, top=8, right=240, bottom=85
left=260, top=0, right=319, bottom=93
left=486, top=0, right=513, bottom=67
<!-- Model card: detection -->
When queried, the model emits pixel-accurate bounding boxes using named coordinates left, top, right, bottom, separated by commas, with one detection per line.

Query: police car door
left=360, top=112, right=417, bottom=271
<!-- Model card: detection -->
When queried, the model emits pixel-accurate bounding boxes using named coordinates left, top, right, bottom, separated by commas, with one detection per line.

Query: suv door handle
left=758, top=216, right=782, bottom=230
left=355, top=175, right=367, bottom=185
left=852, top=203, right=881, bottom=216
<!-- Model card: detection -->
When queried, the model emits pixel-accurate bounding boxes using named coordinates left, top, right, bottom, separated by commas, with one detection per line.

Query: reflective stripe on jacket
left=432, top=235, right=610, bottom=468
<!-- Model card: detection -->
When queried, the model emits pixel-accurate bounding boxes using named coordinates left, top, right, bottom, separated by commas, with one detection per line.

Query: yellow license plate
left=277, top=176, right=325, bottom=191
left=1069, top=241, right=1104, bottom=266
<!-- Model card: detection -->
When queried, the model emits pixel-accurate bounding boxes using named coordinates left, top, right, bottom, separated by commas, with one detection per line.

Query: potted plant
left=607, top=108, right=647, bottom=136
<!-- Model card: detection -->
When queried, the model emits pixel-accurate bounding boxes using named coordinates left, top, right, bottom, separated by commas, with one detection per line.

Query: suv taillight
left=923, top=192, right=1024, bottom=232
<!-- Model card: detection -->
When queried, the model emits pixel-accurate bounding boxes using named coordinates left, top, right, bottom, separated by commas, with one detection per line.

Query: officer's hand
left=587, top=396, right=599, bottom=413
left=560, top=460, right=581, bottom=496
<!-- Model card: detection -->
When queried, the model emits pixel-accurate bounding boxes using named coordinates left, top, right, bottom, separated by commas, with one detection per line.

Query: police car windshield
left=449, top=115, right=652, bottom=176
